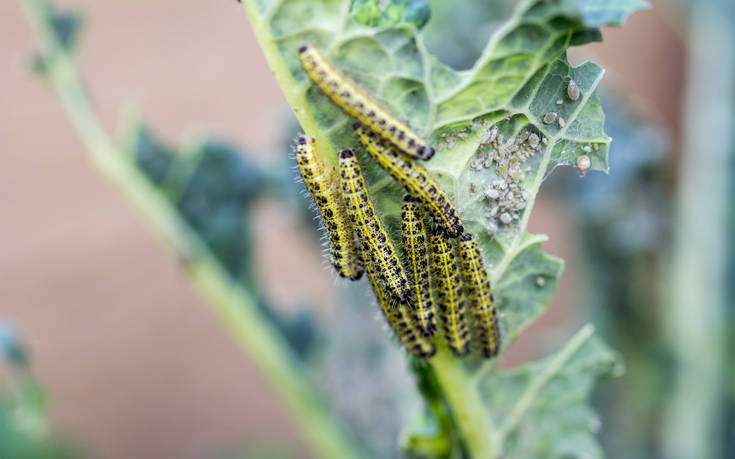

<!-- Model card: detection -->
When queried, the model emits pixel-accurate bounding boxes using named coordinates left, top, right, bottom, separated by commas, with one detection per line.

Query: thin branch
left=21, top=1, right=361, bottom=457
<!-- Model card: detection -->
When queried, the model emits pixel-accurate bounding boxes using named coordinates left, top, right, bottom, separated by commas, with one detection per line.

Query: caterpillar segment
left=298, top=44, right=434, bottom=161
left=354, top=124, right=463, bottom=238
left=337, top=149, right=412, bottom=303
left=400, top=196, right=437, bottom=337
left=458, top=233, right=502, bottom=358
left=363, top=247, right=436, bottom=359
left=295, top=135, right=362, bottom=280
left=429, top=226, right=471, bottom=356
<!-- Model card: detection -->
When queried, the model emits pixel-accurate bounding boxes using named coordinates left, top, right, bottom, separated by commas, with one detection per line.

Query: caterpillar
left=338, top=149, right=412, bottom=303
left=400, top=196, right=436, bottom=337
left=363, top=245, right=436, bottom=359
left=430, top=225, right=470, bottom=356
left=298, top=44, right=434, bottom=161
left=354, top=124, right=463, bottom=238
left=295, top=135, right=363, bottom=280
left=458, top=233, right=501, bottom=358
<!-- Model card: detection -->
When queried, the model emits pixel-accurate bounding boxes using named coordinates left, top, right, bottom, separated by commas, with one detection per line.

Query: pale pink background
left=0, top=1, right=682, bottom=457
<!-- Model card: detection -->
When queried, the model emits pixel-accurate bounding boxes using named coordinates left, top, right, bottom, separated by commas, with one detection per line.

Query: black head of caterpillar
left=457, top=232, right=501, bottom=358
left=338, top=149, right=412, bottom=303
left=400, top=195, right=437, bottom=337
left=429, top=224, right=471, bottom=356
left=295, top=135, right=363, bottom=281
left=353, top=123, right=463, bottom=238
left=298, top=44, right=435, bottom=161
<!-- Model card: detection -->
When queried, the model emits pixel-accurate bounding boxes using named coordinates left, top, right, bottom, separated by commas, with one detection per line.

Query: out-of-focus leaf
left=351, top=0, right=431, bottom=30
left=0, top=323, right=28, bottom=368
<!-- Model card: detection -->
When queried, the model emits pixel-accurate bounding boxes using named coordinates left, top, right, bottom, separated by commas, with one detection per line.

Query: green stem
left=21, top=1, right=360, bottom=457
left=430, top=345, right=499, bottom=458
left=662, top=2, right=732, bottom=457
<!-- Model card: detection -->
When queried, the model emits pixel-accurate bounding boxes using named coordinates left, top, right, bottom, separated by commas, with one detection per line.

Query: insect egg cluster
left=470, top=120, right=544, bottom=235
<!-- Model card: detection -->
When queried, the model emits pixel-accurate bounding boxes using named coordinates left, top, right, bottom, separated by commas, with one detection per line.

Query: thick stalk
left=430, top=345, right=499, bottom=458
left=661, top=1, right=733, bottom=457
left=21, top=1, right=361, bottom=457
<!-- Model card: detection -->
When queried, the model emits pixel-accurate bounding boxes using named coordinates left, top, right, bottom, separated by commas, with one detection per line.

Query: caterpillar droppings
left=354, top=124, right=463, bottom=238
left=401, top=196, right=436, bottom=337
left=363, top=248, right=435, bottom=359
left=458, top=233, right=501, bottom=358
left=338, top=149, right=411, bottom=303
left=298, top=44, right=434, bottom=161
left=430, top=226, right=470, bottom=356
left=295, top=135, right=362, bottom=280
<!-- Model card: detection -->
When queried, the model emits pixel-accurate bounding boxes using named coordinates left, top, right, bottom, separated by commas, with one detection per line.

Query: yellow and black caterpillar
left=458, top=233, right=501, bottom=358
left=430, top=225, right=470, bottom=356
left=295, top=135, right=362, bottom=280
left=363, top=248, right=436, bottom=359
left=354, top=124, right=463, bottom=238
left=400, top=196, right=436, bottom=337
left=298, top=44, right=434, bottom=161
left=338, top=149, right=411, bottom=303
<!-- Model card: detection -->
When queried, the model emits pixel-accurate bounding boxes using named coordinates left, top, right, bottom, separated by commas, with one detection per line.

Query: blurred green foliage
left=0, top=324, right=83, bottom=459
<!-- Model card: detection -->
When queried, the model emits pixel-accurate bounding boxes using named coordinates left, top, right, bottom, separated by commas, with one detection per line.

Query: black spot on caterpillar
left=430, top=225, right=470, bottom=356
left=295, top=135, right=362, bottom=280
left=338, top=149, right=411, bottom=303
left=401, top=196, right=436, bottom=337
left=298, top=44, right=434, bottom=161
left=354, top=123, right=463, bottom=237
left=458, top=233, right=501, bottom=358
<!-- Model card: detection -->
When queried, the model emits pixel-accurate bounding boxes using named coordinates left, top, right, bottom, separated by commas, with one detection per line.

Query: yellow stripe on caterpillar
left=354, top=123, right=463, bottom=238
left=458, top=233, right=501, bottom=358
left=298, top=44, right=434, bottom=161
left=295, top=135, right=362, bottom=280
left=338, top=149, right=411, bottom=303
left=430, top=225, right=470, bottom=356
left=401, top=195, right=436, bottom=337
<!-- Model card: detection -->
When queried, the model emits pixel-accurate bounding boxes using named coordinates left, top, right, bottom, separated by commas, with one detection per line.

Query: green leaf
left=478, top=325, right=623, bottom=458
left=241, top=0, right=643, bottom=456
left=351, top=0, right=431, bottom=30
left=27, top=3, right=82, bottom=77
left=49, top=8, right=81, bottom=52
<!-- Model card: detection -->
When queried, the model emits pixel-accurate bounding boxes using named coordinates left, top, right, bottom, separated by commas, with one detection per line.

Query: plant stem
left=661, top=2, right=732, bottom=457
left=430, top=345, right=500, bottom=458
left=21, top=1, right=361, bottom=457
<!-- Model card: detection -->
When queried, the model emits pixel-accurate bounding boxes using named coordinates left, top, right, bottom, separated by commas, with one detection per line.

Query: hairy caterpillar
left=295, top=135, right=362, bottom=280
left=400, top=196, right=436, bottom=337
left=354, top=124, right=463, bottom=238
left=298, top=44, right=434, bottom=161
left=338, top=149, right=411, bottom=303
left=363, top=246, right=435, bottom=359
left=430, top=226, right=470, bottom=356
left=458, top=233, right=501, bottom=358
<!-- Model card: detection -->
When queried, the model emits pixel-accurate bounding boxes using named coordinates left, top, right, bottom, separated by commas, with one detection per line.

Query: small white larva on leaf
left=567, top=79, right=580, bottom=101
left=543, top=112, right=558, bottom=124
left=577, top=155, right=591, bottom=174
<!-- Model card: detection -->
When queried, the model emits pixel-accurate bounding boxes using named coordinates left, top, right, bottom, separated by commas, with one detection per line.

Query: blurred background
left=2, top=0, right=732, bottom=458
